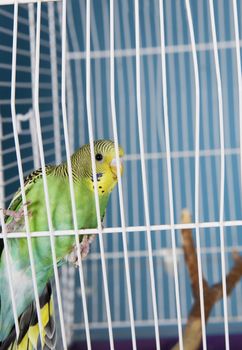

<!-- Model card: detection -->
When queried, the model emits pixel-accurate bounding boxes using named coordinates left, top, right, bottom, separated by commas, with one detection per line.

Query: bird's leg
left=67, top=234, right=97, bottom=267
left=79, top=234, right=97, bottom=259
left=79, top=235, right=90, bottom=259
left=79, top=224, right=103, bottom=256
left=67, top=224, right=102, bottom=266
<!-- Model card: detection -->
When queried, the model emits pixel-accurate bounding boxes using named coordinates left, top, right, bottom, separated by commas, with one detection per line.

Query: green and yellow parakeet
left=0, top=139, right=124, bottom=350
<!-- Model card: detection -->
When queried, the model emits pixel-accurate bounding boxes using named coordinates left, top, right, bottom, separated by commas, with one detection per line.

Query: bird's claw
left=1, top=201, right=32, bottom=233
left=67, top=234, right=96, bottom=267
left=1, top=201, right=32, bottom=221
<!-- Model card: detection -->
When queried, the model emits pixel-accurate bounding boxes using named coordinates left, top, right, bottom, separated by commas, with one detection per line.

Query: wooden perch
left=172, top=209, right=242, bottom=350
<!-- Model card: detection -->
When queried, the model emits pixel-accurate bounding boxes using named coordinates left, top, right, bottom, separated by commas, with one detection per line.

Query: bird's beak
left=110, top=156, right=124, bottom=179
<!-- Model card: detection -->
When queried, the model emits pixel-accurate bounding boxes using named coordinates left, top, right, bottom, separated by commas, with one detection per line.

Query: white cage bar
left=185, top=1, right=207, bottom=349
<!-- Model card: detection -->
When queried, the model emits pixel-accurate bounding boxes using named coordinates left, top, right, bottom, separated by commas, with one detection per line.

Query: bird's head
left=74, top=139, right=124, bottom=195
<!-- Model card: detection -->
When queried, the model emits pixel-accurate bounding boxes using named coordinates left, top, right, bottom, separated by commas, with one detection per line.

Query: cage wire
left=1, top=0, right=242, bottom=349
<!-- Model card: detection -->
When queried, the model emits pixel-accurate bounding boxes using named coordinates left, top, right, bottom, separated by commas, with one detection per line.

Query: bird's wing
left=6, top=166, right=53, bottom=221
left=0, top=282, right=56, bottom=350
left=0, top=166, right=53, bottom=260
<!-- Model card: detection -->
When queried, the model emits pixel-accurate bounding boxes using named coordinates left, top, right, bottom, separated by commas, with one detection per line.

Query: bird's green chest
left=8, top=176, right=109, bottom=268
left=27, top=176, right=108, bottom=231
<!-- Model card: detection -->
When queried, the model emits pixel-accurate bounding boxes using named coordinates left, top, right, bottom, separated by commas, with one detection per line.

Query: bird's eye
left=95, top=153, right=103, bottom=161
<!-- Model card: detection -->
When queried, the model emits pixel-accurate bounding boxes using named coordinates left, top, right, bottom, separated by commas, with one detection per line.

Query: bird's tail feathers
left=0, top=282, right=56, bottom=350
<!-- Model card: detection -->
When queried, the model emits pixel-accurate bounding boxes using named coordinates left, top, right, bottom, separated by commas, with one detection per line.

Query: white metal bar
left=40, top=109, right=60, bottom=118
left=2, top=219, right=242, bottom=238
left=67, top=40, right=242, bottom=60
left=62, top=264, right=75, bottom=344
left=67, top=245, right=242, bottom=260
left=0, top=0, right=60, bottom=5
left=66, top=50, right=75, bottom=154
left=0, top=7, right=59, bottom=39
left=3, top=146, right=225, bottom=161
left=1, top=237, right=240, bottom=261
left=2, top=144, right=238, bottom=159
left=60, top=2, right=77, bottom=154
left=164, top=0, right=183, bottom=319
left=0, top=97, right=53, bottom=105
left=0, top=81, right=52, bottom=89
left=0, top=62, right=41, bottom=73
left=99, top=0, right=121, bottom=323
left=158, top=0, right=183, bottom=348
left=0, top=26, right=60, bottom=51
left=3, top=156, right=35, bottom=171
left=0, top=27, right=29, bottom=40
left=3, top=238, right=232, bottom=261
left=9, top=2, right=44, bottom=345
left=86, top=0, right=114, bottom=348
left=0, top=49, right=55, bottom=65
left=0, top=44, right=32, bottom=57
left=35, top=123, right=55, bottom=134
left=1, top=139, right=61, bottom=161
left=92, top=253, right=99, bottom=323
left=60, top=1, right=92, bottom=349
left=0, top=120, right=4, bottom=209
left=58, top=0, right=87, bottom=341
left=163, top=0, right=178, bottom=320
left=48, top=2, right=62, bottom=164
left=139, top=4, right=165, bottom=318
left=33, top=2, right=68, bottom=349
left=185, top=1, right=207, bottom=348
left=0, top=112, right=57, bottom=126
left=28, top=3, right=40, bottom=170
left=115, top=0, right=142, bottom=322
left=231, top=0, right=242, bottom=317
left=208, top=0, right=229, bottom=348
left=110, top=0, right=136, bottom=348
left=0, top=8, right=29, bottom=24
left=134, top=0, right=160, bottom=348
left=124, top=148, right=240, bottom=161
left=62, top=8, right=75, bottom=154
left=232, top=0, right=242, bottom=208
left=0, top=211, right=20, bottom=338
left=142, top=7, right=166, bottom=320
left=38, top=148, right=55, bottom=159
left=151, top=12, right=180, bottom=318
left=217, top=2, right=240, bottom=319
left=71, top=315, right=242, bottom=330
left=110, top=1, right=121, bottom=324
left=173, top=0, right=192, bottom=320
left=90, top=3, right=106, bottom=138
left=232, top=6, right=242, bottom=177
left=197, top=1, right=220, bottom=317
left=67, top=0, right=85, bottom=145
left=3, top=174, right=33, bottom=187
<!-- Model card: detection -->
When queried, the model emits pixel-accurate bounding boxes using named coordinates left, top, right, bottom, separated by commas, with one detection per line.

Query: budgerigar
left=0, top=140, right=124, bottom=350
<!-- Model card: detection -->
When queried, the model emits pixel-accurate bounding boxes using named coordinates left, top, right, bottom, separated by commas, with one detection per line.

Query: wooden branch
left=180, top=210, right=209, bottom=298
left=171, top=210, right=242, bottom=350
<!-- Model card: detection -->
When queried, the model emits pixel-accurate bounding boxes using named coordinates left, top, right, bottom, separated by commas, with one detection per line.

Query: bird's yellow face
left=80, top=140, right=124, bottom=195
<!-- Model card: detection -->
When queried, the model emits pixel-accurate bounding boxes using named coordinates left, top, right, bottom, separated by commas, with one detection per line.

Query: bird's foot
left=67, top=234, right=96, bottom=267
left=1, top=201, right=32, bottom=233
left=2, top=201, right=32, bottom=222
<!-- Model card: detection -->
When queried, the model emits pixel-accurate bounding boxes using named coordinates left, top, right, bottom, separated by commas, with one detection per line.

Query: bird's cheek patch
left=90, top=173, right=103, bottom=182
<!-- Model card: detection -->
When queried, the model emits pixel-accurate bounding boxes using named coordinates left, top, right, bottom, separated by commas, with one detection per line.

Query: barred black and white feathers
left=0, top=282, right=56, bottom=350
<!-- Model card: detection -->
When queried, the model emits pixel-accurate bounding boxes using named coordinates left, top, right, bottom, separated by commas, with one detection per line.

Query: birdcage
left=1, top=0, right=242, bottom=349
